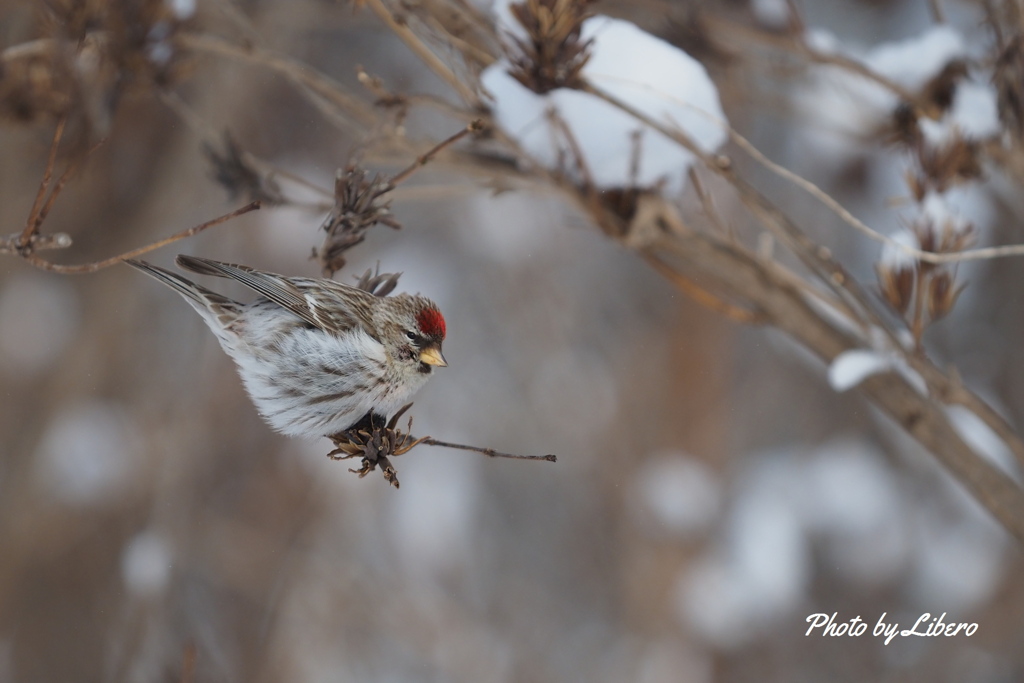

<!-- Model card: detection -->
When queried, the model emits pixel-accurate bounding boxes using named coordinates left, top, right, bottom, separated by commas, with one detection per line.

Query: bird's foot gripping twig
left=325, top=403, right=557, bottom=488
left=326, top=405, right=428, bottom=488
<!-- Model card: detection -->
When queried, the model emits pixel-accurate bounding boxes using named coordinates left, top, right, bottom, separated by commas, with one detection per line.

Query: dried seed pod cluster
left=877, top=54, right=993, bottom=345
left=876, top=197, right=976, bottom=344
left=326, top=404, right=427, bottom=488
left=506, top=0, right=595, bottom=94
left=315, top=166, right=401, bottom=278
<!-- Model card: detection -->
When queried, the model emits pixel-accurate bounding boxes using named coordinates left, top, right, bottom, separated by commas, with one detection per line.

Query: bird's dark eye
left=405, top=330, right=417, bottom=341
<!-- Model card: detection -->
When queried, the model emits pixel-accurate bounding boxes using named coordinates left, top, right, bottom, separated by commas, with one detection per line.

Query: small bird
left=126, top=255, right=447, bottom=438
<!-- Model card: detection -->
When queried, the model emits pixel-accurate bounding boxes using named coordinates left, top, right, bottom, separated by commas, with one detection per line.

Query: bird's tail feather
left=125, top=259, right=241, bottom=320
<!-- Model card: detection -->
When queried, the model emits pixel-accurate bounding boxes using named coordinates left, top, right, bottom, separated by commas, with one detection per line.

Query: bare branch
left=417, top=437, right=558, bottom=462
left=361, top=0, right=482, bottom=106
left=16, top=202, right=261, bottom=274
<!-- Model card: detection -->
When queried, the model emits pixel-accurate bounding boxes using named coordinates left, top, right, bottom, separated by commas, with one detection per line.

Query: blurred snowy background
left=0, top=0, right=1022, bottom=681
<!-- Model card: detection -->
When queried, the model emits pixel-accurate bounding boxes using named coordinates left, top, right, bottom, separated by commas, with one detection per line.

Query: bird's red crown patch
left=416, top=308, right=446, bottom=339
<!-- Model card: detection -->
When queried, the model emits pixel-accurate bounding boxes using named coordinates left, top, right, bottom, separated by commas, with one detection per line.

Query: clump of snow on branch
left=828, top=329, right=927, bottom=395
left=483, top=14, right=728, bottom=189
left=920, top=80, right=1002, bottom=146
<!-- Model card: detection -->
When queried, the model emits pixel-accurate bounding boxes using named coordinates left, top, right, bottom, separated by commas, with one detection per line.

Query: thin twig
left=176, top=33, right=379, bottom=131
left=644, top=199, right=1024, bottom=543
left=35, top=138, right=107, bottom=231
left=362, top=0, right=481, bottom=106
left=700, top=13, right=925, bottom=110
left=419, top=437, right=557, bottom=462
left=0, top=231, right=72, bottom=255
left=386, top=119, right=484, bottom=188
left=724, top=125, right=1024, bottom=265
left=581, top=72, right=1024, bottom=266
left=20, top=116, right=66, bottom=247
left=18, top=201, right=261, bottom=274
left=547, top=107, right=596, bottom=188
left=579, top=79, right=883, bottom=339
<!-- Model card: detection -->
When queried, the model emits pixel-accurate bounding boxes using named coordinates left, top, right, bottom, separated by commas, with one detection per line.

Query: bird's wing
left=289, top=277, right=374, bottom=335
left=175, top=255, right=368, bottom=334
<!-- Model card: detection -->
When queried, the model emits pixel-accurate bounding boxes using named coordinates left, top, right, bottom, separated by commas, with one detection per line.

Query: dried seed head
left=921, top=59, right=968, bottom=113
left=506, top=0, right=595, bottom=94
left=315, top=165, right=402, bottom=277
left=915, top=131, right=983, bottom=192
left=911, top=194, right=977, bottom=256
left=204, top=133, right=285, bottom=206
left=926, top=268, right=964, bottom=321
left=876, top=260, right=916, bottom=316
left=888, top=103, right=921, bottom=149
left=325, top=404, right=426, bottom=487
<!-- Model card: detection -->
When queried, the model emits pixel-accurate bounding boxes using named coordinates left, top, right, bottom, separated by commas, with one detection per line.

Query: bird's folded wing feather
left=176, top=255, right=364, bottom=334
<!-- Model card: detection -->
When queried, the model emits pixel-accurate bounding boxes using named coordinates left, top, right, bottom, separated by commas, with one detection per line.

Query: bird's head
left=385, top=296, right=447, bottom=373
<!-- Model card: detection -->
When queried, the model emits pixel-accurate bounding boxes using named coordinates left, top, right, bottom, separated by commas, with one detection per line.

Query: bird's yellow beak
left=420, top=345, right=447, bottom=367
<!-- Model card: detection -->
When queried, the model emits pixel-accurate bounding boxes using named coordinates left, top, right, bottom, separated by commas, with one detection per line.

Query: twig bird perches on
left=328, top=404, right=557, bottom=488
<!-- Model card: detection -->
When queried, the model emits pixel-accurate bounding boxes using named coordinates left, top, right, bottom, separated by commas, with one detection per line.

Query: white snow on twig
left=946, top=405, right=1021, bottom=482
left=828, top=348, right=928, bottom=395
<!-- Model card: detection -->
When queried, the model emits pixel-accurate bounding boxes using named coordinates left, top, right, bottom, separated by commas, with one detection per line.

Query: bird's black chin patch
left=418, top=362, right=432, bottom=374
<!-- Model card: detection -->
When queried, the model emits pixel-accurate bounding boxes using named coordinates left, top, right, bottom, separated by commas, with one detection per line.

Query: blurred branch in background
left=2, top=0, right=1024, bottom=681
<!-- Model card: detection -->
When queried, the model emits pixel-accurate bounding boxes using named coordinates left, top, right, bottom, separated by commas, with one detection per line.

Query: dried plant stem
left=587, top=73, right=1024, bottom=266
left=20, top=116, right=66, bottom=247
left=419, top=437, right=557, bottom=462
left=362, top=0, right=481, bottom=106
left=724, top=125, right=1022, bottom=265
left=580, top=81, right=885, bottom=338
left=19, top=201, right=261, bottom=274
left=0, top=232, right=71, bottom=255
left=387, top=120, right=483, bottom=187
left=176, top=33, right=378, bottom=131
left=561, top=81, right=1024, bottom=542
left=641, top=208, right=1024, bottom=543
left=506, top=82, right=1024, bottom=539
left=701, top=13, right=923, bottom=109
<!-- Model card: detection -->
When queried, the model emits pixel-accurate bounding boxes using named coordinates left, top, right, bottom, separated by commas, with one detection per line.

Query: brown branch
left=0, top=231, right=72, bottom=255
left=18, top=201, right=261, bottom=274
left=20, top=116, right=67, bottom=248
left=386, top=119, right=484, bottom=188
left=640, top=201, right=1024, bottom=544
left=417, top=437, right=558, bottom=462
left=700, top=12, right=926, bottom=112
left=175, top=33, right=379, bottom=131
left=362, top=0, right=481, bottom=106
left=579, top=80, right=884, bottom=338
left=35, top=138, right=107, bottom=230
